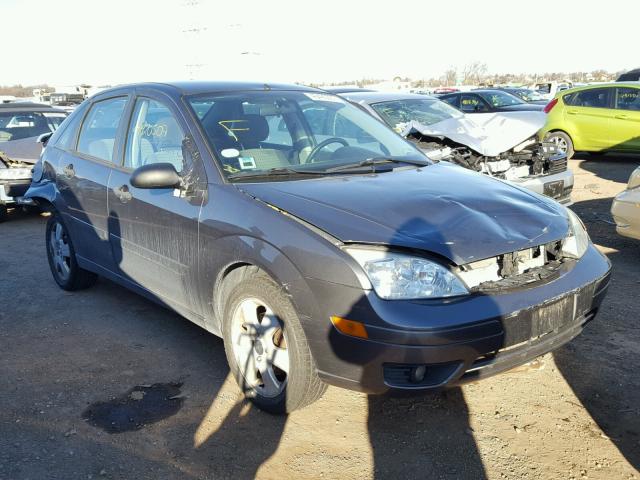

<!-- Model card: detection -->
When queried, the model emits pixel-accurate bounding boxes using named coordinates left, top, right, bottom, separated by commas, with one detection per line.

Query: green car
left=541, top=82, right=640, bottom=158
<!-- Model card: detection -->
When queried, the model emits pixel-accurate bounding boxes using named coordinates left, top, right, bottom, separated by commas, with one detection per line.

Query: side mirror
left=37, top=132, right=53, bottom=147
left=130, top=163, right=181, bottom=189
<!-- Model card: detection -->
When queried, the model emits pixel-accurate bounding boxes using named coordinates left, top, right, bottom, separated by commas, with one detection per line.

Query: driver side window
left=124, top=98, right=185, bottom=173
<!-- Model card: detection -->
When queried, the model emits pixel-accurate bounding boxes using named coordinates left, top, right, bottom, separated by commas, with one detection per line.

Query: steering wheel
left=305, top=137, right=349, bottom=163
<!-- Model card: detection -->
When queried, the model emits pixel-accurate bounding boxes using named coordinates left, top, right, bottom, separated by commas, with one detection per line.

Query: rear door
left=107, top=91, right=207, bottom=312
left=562, top=87, right=614, bottom=150
left=57, top=95, right=130, bottom=270
left=609, top=86, right=640, bottom=151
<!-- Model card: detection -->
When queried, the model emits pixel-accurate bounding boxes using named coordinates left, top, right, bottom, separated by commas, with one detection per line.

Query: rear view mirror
left=37, top=132, right=53, bottom=147
left=130, top=163, right=181, bottom=189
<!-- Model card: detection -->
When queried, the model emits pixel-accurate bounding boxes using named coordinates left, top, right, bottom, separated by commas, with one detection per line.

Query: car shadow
left=554, top=194, right=640, bottom=471
left=327, top=216, right=497, bottom=479
left=573, top=151, right=639, bottom=184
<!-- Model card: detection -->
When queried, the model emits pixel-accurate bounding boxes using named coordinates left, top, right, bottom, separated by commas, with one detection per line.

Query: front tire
left=545, top=131, right=574, bottom=159
left=222, top=273, right=326, bottom=413
left=46, top=213, right=98, bottom=291
left=0, top=204, right=7, bottom=223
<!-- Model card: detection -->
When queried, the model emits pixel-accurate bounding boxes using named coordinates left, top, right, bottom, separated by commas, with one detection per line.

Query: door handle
left=615, top=114, right=629, bottom=119
left=114, top=185, right=133, bottom=203
left=63, top=164, right=75, bottom=178
left=567, top=110, right=578, bottom=115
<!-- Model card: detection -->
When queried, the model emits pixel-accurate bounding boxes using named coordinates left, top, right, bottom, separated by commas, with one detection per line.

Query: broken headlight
left=0, top=167, right=32, bottom=181
left=561, top=208, right=590, bottom=259
left=345, top=247, right=468, bottom=300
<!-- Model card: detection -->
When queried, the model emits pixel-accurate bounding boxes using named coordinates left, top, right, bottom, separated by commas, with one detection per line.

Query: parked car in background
left=533, top=81, right=573, bottom=100
left=0, top=102, right=67, bottom=221
left=438, top=90, right=545, bottom=113
left=341, top=91, right=573, bottom=203
left=492, top=87, right=549, bottom=105
left=26, top=82, right=610, bottom=413
left=540, top=82, right=640, bottom=158
left=617, top=69, right=640, bottom=82
left=611, top=166, right=640, bottom=240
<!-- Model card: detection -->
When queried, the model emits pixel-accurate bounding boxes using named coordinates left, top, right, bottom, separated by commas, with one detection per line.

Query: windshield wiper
left=324, top=157, right=429, bottom=173
left=227, top=167, right=327, bottom=181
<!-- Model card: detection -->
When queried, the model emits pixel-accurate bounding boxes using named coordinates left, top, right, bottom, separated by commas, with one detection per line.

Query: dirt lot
left=1, top=155, right=639, bottom=480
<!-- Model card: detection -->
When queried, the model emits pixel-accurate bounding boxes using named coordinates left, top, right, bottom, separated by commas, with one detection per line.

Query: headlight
left=0, top=167, right=32, bottom=180
left=345, top=247, right=469, bottom=300
left=561, top=208, right=590, bottom=259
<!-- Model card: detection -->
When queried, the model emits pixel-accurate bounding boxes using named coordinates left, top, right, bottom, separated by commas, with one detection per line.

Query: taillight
left=544, top=98, right=558, bottom=114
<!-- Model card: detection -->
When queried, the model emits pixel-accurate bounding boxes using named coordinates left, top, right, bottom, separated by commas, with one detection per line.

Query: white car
left=341, top=91, right=574, bottom=204
left=611, top=166, right=640, bottom=240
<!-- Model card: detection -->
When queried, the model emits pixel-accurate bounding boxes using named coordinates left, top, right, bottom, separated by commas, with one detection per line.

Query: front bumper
left=509, top=169, right=574, bottom=205
left=611, top=188, right=640, bottom=240
left=304, top=245, right=610, bottom=394
left=0, top=179, right=31, bottom=205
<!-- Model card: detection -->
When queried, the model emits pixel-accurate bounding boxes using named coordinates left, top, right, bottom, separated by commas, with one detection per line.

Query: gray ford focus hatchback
left=26, top=82, right=611, bottom=413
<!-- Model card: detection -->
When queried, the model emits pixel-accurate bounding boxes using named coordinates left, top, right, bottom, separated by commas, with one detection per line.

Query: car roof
left=0, top=102, right=67, bottom=113
left=340, top=91, right=435, bottom=104
left=94, top=81, right=320, bottom=98
left=321, top=87, right=376, bottom=94
left=559, top=81, right=640, bottom=94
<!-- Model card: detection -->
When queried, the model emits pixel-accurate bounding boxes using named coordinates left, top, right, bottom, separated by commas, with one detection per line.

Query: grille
left=548, top=156, right=568, bottom=175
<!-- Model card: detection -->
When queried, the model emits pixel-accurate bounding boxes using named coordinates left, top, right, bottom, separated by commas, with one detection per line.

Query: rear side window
left=459, top=94, right=488, bottom=112
left=124, top=98, right=186, bottom=173
left=77, top=97, right=128, bottom=162
left=615, top=87, right=640, bottom=111
left=55, top=102, right=88, bottom=150
left=564, top=88, right=611, bottom=109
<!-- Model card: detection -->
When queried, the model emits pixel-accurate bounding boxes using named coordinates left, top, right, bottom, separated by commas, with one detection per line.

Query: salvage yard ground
left=1, top=155, right=639, bottom=480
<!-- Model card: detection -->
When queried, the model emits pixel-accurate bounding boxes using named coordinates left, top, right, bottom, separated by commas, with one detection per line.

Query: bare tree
left=442, top=67, right=458, bottom=86
left=461, top=62, right=488, bottom=85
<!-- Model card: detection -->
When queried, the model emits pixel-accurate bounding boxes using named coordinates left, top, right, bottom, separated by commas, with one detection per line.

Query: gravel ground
left=1, top=154, right=639, bottom=480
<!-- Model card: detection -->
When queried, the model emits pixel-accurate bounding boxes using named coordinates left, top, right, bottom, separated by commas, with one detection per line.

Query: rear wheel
left=222, top=273, right=326, bottom=413
left=545, top=131, right=574, bottom=159
left=46, top=213, right=98, bottom=290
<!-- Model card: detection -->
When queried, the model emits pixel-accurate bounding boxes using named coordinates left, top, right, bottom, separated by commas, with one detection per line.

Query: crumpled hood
left=400, top=111, right=546, bottom=157
left=238, top=163, right=569, bottom=265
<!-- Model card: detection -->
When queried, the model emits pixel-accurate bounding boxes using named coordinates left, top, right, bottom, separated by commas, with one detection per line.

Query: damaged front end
left=408, top=132, right=568, bottom=183
left=0, top=151, right=35, bottom=214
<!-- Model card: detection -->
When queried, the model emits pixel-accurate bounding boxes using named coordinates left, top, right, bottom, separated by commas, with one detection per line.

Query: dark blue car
left=26, top=82, right=610, bottom=413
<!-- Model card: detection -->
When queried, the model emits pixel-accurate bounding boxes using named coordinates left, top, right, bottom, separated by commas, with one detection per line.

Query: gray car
left=26, top=82, right=610, bottom=413
left=341, top=91, right=574, bottom=204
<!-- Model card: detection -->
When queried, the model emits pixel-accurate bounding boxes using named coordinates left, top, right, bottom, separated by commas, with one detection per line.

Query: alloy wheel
left=230, top=298, right=289, bottom=398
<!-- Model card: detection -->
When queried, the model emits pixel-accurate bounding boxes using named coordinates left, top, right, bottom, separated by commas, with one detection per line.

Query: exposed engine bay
left=407, top=132, right=567, bottom=181
left=457, top=239, right=573, bottom=292
left=397, top=112, right=567, bottom=181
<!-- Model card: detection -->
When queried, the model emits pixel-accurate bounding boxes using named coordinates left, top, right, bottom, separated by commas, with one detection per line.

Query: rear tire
left=46, top=213, right=98, bottom=291
left=0, top=204, right=7, bottom=223
left=221, top=272, right=326, bottom=413
left=545, top=131, right=574, bottom=159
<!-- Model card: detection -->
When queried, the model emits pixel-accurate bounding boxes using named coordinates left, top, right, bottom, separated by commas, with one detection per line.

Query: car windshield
left=370, top=98, right=463, bottom=131
left=0, top=110, right=67, bottom=143
left=477, top=91, right=525, bottom=107
left=189, top=90, right=428, bottom=180
left=512, top=89, right=544, bottom=102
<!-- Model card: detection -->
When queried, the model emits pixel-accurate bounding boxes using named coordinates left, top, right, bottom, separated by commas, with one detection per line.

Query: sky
left=2, top=0, right=637, bottom=87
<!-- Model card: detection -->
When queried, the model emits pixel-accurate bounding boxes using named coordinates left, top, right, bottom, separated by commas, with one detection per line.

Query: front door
left=610, top=87, right=640, bottom=151
left=107, top=94, right=206, bottom=312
